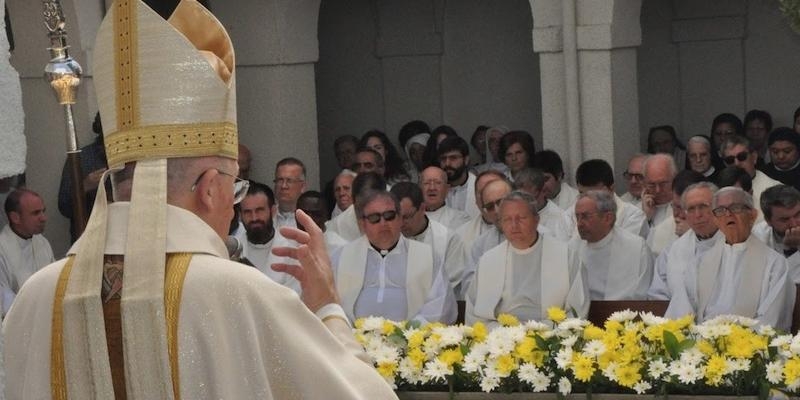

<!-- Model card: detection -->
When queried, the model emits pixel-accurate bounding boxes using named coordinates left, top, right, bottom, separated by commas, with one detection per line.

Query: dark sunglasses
left=723, top=151, right=749, bottom=165
left=363, top=210, right=397, bottom=224
left=482, top=199, right=503, bottom=212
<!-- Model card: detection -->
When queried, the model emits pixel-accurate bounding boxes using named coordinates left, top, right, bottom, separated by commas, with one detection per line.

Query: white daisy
left=608, top=309, right=637, bottom=322
left=558, top=376, right=572, bottom=395
left=647, top=359, right=668, bottom=379
left=582, top=339, right=606, bottom=358
left=633, top=380, right=652, bottom=394
left=433, top=325, right=465, bottom=347
left=555, top=347, right=573, bottom=369
left=766, top=361, right=784, bottom=384
left=422, top=359, right=452, bottom=382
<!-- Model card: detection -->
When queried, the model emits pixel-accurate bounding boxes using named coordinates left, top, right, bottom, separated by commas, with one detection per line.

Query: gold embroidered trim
left=114, top=0, right=139, bottom=130
left=164, top=252, right=192, bottom=400
left=51, top=257, right=76, bottom=400
left=104, top=122, right=238, bottom=167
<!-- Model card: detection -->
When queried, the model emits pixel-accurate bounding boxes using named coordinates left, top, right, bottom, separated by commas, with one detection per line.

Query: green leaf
left=676, top=338, right=696, bottom=353
left=534, top=334, right=548, bottom=351
left=663, top=330, right=679, bottom=359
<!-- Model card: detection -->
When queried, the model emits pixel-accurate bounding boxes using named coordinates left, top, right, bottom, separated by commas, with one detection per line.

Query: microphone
left=225, top=235, right=243, bottom=261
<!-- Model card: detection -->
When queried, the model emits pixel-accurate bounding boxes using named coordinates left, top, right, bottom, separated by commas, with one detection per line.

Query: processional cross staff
left=42, top=0, right=87, bottom=237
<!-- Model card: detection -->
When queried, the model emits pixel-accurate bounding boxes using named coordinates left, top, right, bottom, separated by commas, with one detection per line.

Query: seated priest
left=648, top=182, right=724, bottom=300
left=570, top=190, right=653, bottom=300
left=665, top=187, right=794, bottom=330
left=465, top=191, right=589, bottom=327
left=330, top=189, right=457, bottom=324
left=646, top=170, right=706, bottom=257
left=752, top=184, right=800, bottom=282
left=467, top=178, right=513, bottom=269
left=455, top=170, right=506, bottom=250
left=513, top=167, right=566, bottom=238
left=325, top=172, right=387, bottom=241
left=420, top=166, right=471, bottom=230
left=391, top=182, right=470, bottom=300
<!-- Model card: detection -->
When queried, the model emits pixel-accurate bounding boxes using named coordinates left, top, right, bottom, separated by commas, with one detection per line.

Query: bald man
left=420, top=166, right=470, bottom=230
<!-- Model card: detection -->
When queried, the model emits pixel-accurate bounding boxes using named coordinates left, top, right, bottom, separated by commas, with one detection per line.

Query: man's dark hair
left=744, top=109, right=773, bottom=133
left=398, top=120, right=431, bottom=148
left=355, top=190, right=399, bottom=219
left=437, top=136, right=469, bottom=158
left=246, top=180, right=275, bottom=207
left=355, top=147, right=385, bottom=166
left=334, top=135, right=359, bottom=149
left=432, top=125, right=458, bottom=138
left=768, top=127, right=800, bottom=149
left=297, top=190, right=328, bottom=213
left=575, top=159, right=614, bottom=188
left=390, top=182, right=424, bottom=209
left=352, top=172, right=387, bottom=204
left=794, top=106, right=800, bottom=124
left=470, top=125, right=489, bottom=151
left=498, top=130, right=536, bottom=167
left=711, top=113, right=744, bottom=136
left=531, top=149, right=564, bottom=178
left=275, top=157, right=307, bottom=177
left=4, top=188, right=39, bottom=218
left=672, top=170, right=705, bottom=196
left=359, top=130, right=407, bottom=180
left=760, top=185, right=800, bottom=221
left=715, top=166, right=753, bottom=192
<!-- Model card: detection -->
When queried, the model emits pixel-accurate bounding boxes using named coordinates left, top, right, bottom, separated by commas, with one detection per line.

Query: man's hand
left=784, top=226, right=800, bottom=250
left=641, top=189, right=656, bottom=221
left=271, top=209, right=340, bottom=312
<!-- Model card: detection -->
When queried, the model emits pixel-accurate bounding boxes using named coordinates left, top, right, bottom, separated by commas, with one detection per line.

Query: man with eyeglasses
left=273, top=157, right=308, bottom=229
left=420, top=166, right=471, bottom=230
left=330, top=189, right=457, bottom=324
left=465, top=191, right=589, bottom=327
left=753, top=185, right=800, bottom=283
left=621, top=153, right=647, bottom=207
left=665, top=187, right=793, bottom=330
left=641, top=153, right=678, bottom=228
left=466, top=178, right=513, bottom=273
left=685, top=136, right=719, bottom=181
left=455, top=170, right=506, bottom=252
left=570, top=190, right=653, bottom=300
left=646, top=170, right=705, bottom=257
left=391, top=182, right=469, bottom=300
left=648, top=182, right=724, bottom=300
left=721, top=135, right=780, bottom=223
left=559, top=159, right=648, bottom=240
left=439, top=136, right=480, bottom=218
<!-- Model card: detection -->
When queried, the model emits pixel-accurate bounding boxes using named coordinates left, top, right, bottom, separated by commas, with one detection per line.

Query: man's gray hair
left=578, top=190, right=617, bottom=215
left=760, top=185, right=800, bottom=221
left=338, top=169, right=357, bottom=178
left=642, top=153, right=678, bottom=179
left=513, top=168, right=545, bottom=192
left=687, top=135, right=711, bottom=149
left=712, top=186, right=754, bottom=210
left=681, top=181, right=719, bottom=208
left=499, top=190, right=539, bottom=218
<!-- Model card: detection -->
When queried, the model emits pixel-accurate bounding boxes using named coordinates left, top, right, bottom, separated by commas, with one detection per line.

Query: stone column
left=531, top=0, right=642, bottom=182
left=212, top=0, right=322, bottom=188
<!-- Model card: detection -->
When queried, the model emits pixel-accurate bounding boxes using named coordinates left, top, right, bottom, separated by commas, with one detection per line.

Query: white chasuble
left=413, top=219, right=469, bottom=300
left=466, top=237, right=588, bottom=326
left=426, top=205, right=471, bottom=230
left=752, top=221, right=800, bottom=283
left=648, top=230, right=723, bottom=300
left=573, top=227, right=653, bottom=300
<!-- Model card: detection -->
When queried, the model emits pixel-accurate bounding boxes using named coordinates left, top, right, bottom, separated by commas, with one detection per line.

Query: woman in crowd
left=647, top=125, right=686, bottom=170
left=360, top=129, right=411, bottom=185
left=498, top=130, right=536, bottom=181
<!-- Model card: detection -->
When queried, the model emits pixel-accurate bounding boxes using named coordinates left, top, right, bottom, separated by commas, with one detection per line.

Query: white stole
left=473, top=237, right=569, bottom=320
left=696, top=235, right=768, bottom=321
left=336, top=237, right=433, bottom=321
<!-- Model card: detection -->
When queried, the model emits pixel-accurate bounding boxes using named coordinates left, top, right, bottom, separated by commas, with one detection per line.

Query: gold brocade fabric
left=50, top=254, right=192, bottom=400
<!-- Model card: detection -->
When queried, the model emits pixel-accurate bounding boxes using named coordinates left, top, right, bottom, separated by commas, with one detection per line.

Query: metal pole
left=42, top=0, right=87, bottom=237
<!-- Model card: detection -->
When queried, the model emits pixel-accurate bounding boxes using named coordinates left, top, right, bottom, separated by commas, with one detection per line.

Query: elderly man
left=648, top=182, right=724, bottom=300
left=560, top=159, right=648, bottom=239
left=641, top=153, right=678, bottom=228
left=571, top=191, right=653, bottom=300
left=514, top=168, right=565, bottom=238
left=0, top=188, right=54, bottom=312
left=621, top=153, right=647, bottom=207
left=273, top=157, right=307, bottom=229
left=326, top=172, right=387, bottom=241
left=465, top=191, right=588, bottom=326
left=3, top=1, right=396, bottom=397
left=686, top=136, right=719, bottom=181
left=532, top=150, right=580, bottom=210
left=392, top=182, right=469, bottom=299
left=721, top=135, right=781, bottom=221
left=332, top=169, right=356, bottom=218
left=420, top=166, right=471, bottom=229
left=455, top=170, right=506, bottom=250
left=646, top=170, right=706, bottom=256
left=331, top=189, right=456, bottom=324
left=665, top=187, right=793, bottom=330
left=439, top=136, right=480, bottom=217
left=753, top=185, right=800, bottom=282
left=468, top=178, right=514, bottom=268
left=763, top=127, right=800, bottom=191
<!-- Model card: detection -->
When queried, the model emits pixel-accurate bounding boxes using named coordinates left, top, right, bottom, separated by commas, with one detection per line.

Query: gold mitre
left=93, top=0, right=238, bottom=168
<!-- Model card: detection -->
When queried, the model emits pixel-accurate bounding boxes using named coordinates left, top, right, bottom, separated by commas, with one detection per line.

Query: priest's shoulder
left=7, top=258, right=68, bottom=317
left=185, top=253, right=299, bottom=299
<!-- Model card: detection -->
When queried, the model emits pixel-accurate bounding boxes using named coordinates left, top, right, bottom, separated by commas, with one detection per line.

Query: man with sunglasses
left=326, top=172, right=388, bottom=242
left=391, top=182, right=469, bottom=300
left=330, top=189, right=457, bottom=324
left=665, top=187, right=793, bottom=330
left=721, top=135, right=780, bottom=222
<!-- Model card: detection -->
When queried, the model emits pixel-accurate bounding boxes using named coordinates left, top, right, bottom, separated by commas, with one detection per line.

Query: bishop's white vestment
left=446, top=172, right=480, bottom=218
left=409, top=219, right=469, bottom=300
left=331, top=236, right=457, bottom=324
left=648, top=230, right=723, bottom=300
left=3, top=203, right=398, bottom=399
left=665, top=235, right=794, bottom=330
left=465, top=237, right=589, bottom=327
left=426, top=204, right=471, bottom=230
left=0, top=224, right=54, bottom=313
left=538, top=200, right=567, bottom=240
left=571, top=227, right=653, bottom=300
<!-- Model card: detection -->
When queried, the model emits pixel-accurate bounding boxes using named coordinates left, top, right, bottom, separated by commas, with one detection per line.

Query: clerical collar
left=410, top=218, right=430, bottom=240
left=371, top=240, right=400, bottom=257
left=510, top=234, right=540, bottom=254
left=702, top=166, right=716, bottom=177
left=774, top=159, right=800, bottom=172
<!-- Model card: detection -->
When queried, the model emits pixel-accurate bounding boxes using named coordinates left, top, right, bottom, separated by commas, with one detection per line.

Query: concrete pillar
left=531, top=0, right=642, bottom=183
left=212, top=0, right=322, bottom=189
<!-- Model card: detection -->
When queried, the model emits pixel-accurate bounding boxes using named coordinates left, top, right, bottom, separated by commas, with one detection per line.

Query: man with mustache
left=439, top=136, right=479, bottom=218
left=665, top=187, right=793, bottom=329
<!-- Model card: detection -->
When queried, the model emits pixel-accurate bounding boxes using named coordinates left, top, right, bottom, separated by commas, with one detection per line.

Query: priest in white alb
left=326, top=172, right=387, bottom=241
left=648, top=182, right=724, bottom=300
left=420, top=166, right=471, bottom=230
left=3, top=2, right=398, bottom=398
left=331, top=189, right=457, bottom=324
left=455, top=170, right=506, bottom=250
left=465, top=191, right=589, bottom=327
left=645, top=170, right=706, bottom=256
left=641, top=154, right=677, bottom=228
left=752, top=184, right=800, bottom=282
left=439, top=136, right=480, bottom=218
left=570, top=191, right=653, bottom=300
left=513, top=167, right=566, bottom=239
left=665, top=187, right=793, bottom=330
left=467, top=179, right=513, bottom=269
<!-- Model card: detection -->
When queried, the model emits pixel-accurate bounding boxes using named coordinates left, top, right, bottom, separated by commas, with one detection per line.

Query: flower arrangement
left=354, top=308, right=795, bottom=399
